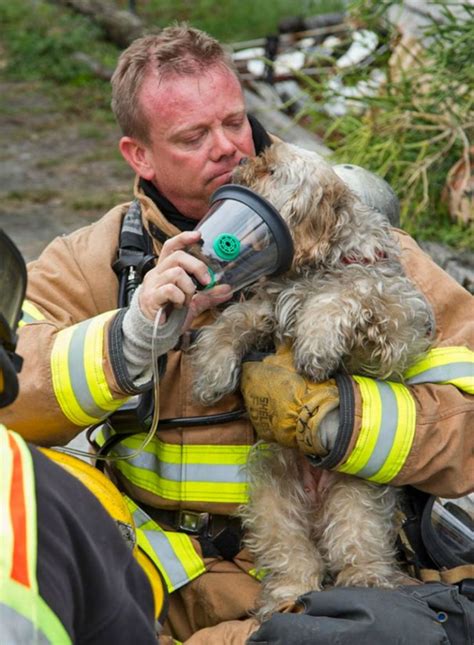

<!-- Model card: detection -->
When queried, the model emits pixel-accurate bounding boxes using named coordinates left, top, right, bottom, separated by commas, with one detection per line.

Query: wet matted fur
left=190, top=142, right=434, bottom=619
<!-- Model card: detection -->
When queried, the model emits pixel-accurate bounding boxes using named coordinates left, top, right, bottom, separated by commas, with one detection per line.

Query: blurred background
left=0, top=0, right=472, bottom=288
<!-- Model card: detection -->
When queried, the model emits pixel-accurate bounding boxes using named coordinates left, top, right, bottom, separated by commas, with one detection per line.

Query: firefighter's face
left=121, top=65, right=255, bottom=219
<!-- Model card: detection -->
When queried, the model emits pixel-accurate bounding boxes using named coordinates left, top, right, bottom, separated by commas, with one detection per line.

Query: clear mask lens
left=193, top=185, right=293, bottom=294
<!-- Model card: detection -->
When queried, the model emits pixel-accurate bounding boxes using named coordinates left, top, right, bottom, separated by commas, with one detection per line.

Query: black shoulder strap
left=113, top=200, right=156, bottom=307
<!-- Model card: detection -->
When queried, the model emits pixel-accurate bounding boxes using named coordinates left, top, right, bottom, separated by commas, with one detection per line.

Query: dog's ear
left=291, top=177, right=354, bottom=268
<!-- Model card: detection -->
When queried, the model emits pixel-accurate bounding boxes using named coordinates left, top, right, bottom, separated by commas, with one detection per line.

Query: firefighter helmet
left=333, top=164, right=401, bottom=227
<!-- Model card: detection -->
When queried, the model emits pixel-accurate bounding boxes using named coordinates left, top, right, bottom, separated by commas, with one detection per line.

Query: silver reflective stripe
left=110, top=443, right=246, bottom=485
left=20, top=301, right=45, bottom=325
left=133, top=507, right=190, bottom=590
left=356, top=381, right=399, bottom=479
left=407, top=362, right=473, bottom=384
left=20, top=312, right=36, bottom=324
left=0, top=604, right=50, bottom=645
left=68, top=320, right=110, bottom=419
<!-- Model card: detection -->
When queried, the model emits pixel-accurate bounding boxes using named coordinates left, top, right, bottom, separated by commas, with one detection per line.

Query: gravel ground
left=0, top=80, right=134, bottom=261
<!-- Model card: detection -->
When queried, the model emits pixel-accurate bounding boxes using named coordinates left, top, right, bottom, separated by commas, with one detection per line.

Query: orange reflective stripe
left=0, top=428, right=71, bottom=643
left=8, top=432, right=30, bottom=588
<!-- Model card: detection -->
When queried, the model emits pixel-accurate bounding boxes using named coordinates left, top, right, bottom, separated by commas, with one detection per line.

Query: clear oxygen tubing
left=53, top=306, right=188, bottom=463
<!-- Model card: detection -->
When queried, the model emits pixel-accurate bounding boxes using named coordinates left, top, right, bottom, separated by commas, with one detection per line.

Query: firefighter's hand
left=139, top=231, right=208, bottom=320
left=139, top=231, right=231, bottom=324
left=241, top=345, right=340, bottom=456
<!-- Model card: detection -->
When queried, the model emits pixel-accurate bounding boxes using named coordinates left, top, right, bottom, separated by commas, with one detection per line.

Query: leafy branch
left=299, top=0, right=473, bottom=249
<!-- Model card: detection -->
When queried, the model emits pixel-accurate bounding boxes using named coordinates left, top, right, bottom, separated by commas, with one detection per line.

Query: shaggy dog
left=190, top=142, right=434, bottom=619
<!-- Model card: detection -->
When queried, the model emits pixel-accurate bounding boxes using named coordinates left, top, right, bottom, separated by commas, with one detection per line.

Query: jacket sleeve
left=313, top=232, right=474, bottom=497
left=3, top=216, right=145, bottom=446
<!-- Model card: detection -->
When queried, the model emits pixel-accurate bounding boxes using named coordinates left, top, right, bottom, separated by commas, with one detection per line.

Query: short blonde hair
left=111, top=24, right=239, bottom=143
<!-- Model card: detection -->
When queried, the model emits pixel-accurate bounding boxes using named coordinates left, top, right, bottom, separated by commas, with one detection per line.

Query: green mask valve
left=193, top=184, right=294, bottom=295
left=203, top=266, right=216, bottom=290
left=213, top=233, right=241, bottom=261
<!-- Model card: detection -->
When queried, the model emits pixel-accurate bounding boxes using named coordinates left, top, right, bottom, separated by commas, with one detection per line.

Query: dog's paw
left=256, top=575, right=324, bottom=622
left=294, top=352, right=333, bottom=382
left=255, top=596, right=299, bottom=623
left=334, top=565, right=400, bottom=589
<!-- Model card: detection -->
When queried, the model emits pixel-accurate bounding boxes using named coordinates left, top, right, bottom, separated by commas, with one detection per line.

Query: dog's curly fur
left=190, top=142, right=434, bottom=619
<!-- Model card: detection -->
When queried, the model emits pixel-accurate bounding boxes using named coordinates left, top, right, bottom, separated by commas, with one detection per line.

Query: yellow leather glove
left=241, top=345, right=340, bottom=456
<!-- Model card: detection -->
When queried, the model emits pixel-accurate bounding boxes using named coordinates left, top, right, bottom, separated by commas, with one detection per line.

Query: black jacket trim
left=307, top=372, right=355, bottom=471
left=108, top=309, right=152, bottom=395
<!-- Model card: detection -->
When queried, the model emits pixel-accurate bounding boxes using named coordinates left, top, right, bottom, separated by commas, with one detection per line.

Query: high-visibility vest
left=0, top=425, right=71, bottom=644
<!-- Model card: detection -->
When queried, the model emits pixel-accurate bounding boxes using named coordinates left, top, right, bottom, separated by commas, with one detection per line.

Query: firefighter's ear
left=119, top=136, right=155, bottom=181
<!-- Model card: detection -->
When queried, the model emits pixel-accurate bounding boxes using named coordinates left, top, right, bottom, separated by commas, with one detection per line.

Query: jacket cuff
left=307, top=372, right=354, bottom=470
left=108, top=309, right=153, bottom=395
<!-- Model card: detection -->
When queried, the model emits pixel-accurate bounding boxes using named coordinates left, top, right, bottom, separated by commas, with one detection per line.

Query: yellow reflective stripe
left=405, top=346, right=474, bottom=394
left=249, top=567, right=267, bottom=581
left=450, top=376, right=474, bottom=393
left=0, top=428, right=70, bottom=643
left=136, top=530, right=175, bottom=591
left=0, top=580, right=71, bottom=644
left=157, top=441, right=250, bottom=466
left=117, top=458, right=248, bottom=503
left=0, top=426, right=14, bottom=578
left=338, top=377, right=416, bottom=483
left=51, top=311, right=127, bottom=426
left=126, top=497, right=206, bottom=593
left=51, top=324, right=98, bottom=426
left=19, top=300, right=45, bottom=326
left=83, top=312, right=124, bottom=411
left=337, top=377, right=382, bottom=475
left=368, top=382, right=416, bottom=483
left=98, top=430, right=251, bottom=467
left=100, top=432, right=249, bottom=504
left=12, top=431, right=38, bottom=594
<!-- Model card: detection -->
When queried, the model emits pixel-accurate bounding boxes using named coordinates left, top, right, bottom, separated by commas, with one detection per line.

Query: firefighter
left=2, top=24, right=473, bottom=644
left=0, top=229, right=158, bottom=644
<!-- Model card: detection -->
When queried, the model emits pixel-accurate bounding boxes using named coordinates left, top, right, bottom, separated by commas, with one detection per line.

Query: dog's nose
left=238, top=157, right=248, bottom=166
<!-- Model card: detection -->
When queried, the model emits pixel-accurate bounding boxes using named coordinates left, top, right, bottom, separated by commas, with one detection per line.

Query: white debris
left=274, top=50, right=306, bottom=74
left=323, top=68, right=386, bottom=117
left=246, top=49, right=306, bottom=78
left=336, top=30, right=379, bottom=68
left=320, top=35, right=343, bottom=54
left=233, top=47, right=265, bottom=60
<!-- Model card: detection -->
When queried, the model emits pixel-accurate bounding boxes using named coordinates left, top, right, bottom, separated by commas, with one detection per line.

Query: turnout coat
left=4, top=179, right=473, bottom=593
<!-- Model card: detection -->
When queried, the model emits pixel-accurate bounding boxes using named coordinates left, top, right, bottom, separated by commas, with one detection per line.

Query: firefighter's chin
left=208, top=170, right=233, bottom=189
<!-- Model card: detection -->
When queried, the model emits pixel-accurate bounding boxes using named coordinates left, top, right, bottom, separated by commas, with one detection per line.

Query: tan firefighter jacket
left=3, top=180, right=473, bottom=592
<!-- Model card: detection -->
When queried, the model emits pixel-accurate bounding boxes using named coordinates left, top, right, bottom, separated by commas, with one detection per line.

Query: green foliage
left=0, top=1, right=116, bottom=84
left=118, top=0, right=345, bottom=42
left=300, top=0, right=473, bottom=249
left=1, top=0, right=470, bottom=248
left=0, top=0, right=344, bottom=113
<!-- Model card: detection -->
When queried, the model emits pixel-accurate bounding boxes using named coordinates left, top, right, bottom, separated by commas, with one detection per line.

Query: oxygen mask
left=191, top=184, right=294, bottom=295
left=61, top=185, right=294, bottom=465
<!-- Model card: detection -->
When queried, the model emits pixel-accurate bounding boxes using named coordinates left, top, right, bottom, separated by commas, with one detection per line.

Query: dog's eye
left=269, top=169, right=275, bottom=175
